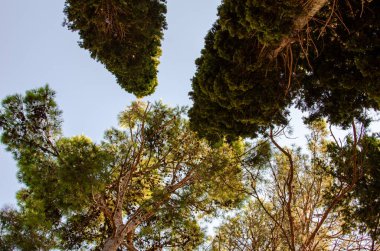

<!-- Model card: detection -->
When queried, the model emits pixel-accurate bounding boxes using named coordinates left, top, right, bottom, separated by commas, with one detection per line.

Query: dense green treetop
left=189, top=22, right=296, bottom=142
left=64, top=0, right=167, bottom=97
left=190, top=0, right=379, bottom=141
left=189, top=0, right=307, bottom=141
left=217, top=0, right=302, bottom=45
left=189, top=1, right=306, bottom=139
left=297, top=0, right=380, bottom=126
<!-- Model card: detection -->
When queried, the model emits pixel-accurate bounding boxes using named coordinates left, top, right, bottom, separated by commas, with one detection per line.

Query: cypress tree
left=64, top=0, right=167, bottom=97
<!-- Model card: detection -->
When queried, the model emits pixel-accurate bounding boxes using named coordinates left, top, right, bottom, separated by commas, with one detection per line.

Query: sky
left=0, top=0, right=222, bottom=206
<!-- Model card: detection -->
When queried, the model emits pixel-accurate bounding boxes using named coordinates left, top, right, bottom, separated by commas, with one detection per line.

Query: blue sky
left=0, top=0, right=221, bottom=205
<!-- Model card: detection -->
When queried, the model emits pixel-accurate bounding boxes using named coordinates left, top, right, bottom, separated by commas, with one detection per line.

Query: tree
left=326, top=133, right=380, bottom=246
left=0, top=86, right=244, bottom=250
left=0, top=207, right=56, bottom=251
left=188, top=21, right=297, bottom=142
left=296, top=0, right=380, bottom=126
left=189, top=0, right=379, bottom=140
left=210, top=201, right=281, bottom=250
left=210, top=121, right=379, bottom=250
left=63, top=0, right=167, bottom=97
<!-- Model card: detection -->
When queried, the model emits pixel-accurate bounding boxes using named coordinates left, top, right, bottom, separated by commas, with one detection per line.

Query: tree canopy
left=64, top=0, right=167, bottom=97
left=189, top=0, right=380, bottom=140
left=0, top=86, right=244, bottom=250
left=296, top=0, right=380, bottom=126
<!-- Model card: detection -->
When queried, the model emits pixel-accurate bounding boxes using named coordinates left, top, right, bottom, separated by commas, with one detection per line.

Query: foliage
left=326, top=133, right=380, bottom=241
left=297, top=0, right=380, bottom=126
left=210, top=201, right=277, bottom=250
left=189, top=23, right=295, bottom=142
left=64, top=0, right=167, bottom=97
left=218, top=0, right=302, bottom=45
left=135, top=210, right=204, bottom=250
left=0, top=207, right=56, bottom=251
left=188, top=0, right=308, bottom=141
left=189, top=0, right=380, bottom=141
left=0, top=86, right=244, bottom=250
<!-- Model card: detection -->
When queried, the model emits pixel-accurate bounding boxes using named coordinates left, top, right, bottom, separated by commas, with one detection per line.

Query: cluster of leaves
left=135, top=209, right=204, bottom=250
left=0, top=86, right=111, bottom=249
left=296, top=0, right=380, bottom=126
left=188, top=0, right=309, bottom=142
left=190, top=0, right=380, bottom=141
left=210, top=201, right=276, bottom=250
left=325, top=133, right=380, bottom=241
left=0, top=86, right=245, bottom=250
left=189, top=22, right=297, bottom=143
left=0, top=207, right=56, bottom=250
left=64, top=0, right=167, bottom=97
left=218, top=0, right=302, bottom=45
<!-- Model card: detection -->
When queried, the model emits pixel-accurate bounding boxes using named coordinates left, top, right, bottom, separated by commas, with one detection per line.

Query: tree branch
left=269, top=0, right=329, bottom=60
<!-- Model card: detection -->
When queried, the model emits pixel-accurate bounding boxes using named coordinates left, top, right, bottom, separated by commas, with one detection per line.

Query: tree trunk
left=102, top=236, right=124, bottom=251
left=102, top=225, right=138, bottom=250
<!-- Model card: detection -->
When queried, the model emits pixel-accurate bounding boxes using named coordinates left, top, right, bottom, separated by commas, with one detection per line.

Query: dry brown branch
left=270, top=128, right=296, bottom=251
left=302, top=121, right=363, bottom=249
left=317, top=0, right=337, bottom=39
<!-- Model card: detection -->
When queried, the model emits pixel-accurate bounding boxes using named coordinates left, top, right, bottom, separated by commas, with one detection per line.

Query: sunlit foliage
left=0, top=86, right=244, bottom=250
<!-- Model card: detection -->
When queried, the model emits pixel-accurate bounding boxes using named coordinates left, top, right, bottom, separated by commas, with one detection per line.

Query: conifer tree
left=64, top=0, right=167, bottom=97
left=0, top=86, right=244, bottom=250
left=189, top=0, right=379, bottom=140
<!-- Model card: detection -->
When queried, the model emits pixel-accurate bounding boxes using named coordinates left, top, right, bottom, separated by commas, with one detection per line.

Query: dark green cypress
left=64, top=0, right=167, bottom=97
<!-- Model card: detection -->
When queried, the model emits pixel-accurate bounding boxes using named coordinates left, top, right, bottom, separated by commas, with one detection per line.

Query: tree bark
left=126, top=231, right=138, bottom=251
left=102, top=236, right=124, bottom=251
left=269, top=0, right=329, bottom=59
left=102, top=224, right=129, bottom=251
